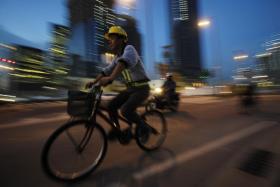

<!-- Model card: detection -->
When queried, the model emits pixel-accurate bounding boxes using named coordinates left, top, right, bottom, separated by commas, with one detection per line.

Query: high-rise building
left=167, top=0, right=202, bottom=79
left=0, top=44, right=16, bottom=91
left=68, top=0, right=116, bottom=63
left=10, top=45, right=49, bottom=90
left=115, top=14, right=142, bottom=57
left=49, top=24, right=70, bottom=86
left=265, top=34, right=280, bottom=71
left=255, top=34, right=280, bottom=84
left=50, top=25, right=69, bottom=59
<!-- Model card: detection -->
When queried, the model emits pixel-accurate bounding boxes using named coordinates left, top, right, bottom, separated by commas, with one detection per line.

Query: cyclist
left=86, top=26, right=150, bottom=139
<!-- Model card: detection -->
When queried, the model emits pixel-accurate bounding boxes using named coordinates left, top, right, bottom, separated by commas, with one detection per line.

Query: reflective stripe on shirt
left=122, top=69, right=132, bottom=82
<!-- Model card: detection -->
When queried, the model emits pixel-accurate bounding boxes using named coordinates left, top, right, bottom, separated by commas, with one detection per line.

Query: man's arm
left=99, top=60, right=126, bottom=86
left=109, top=60, right=126, bottom=80
left=94, top=74, right=104, bottom=83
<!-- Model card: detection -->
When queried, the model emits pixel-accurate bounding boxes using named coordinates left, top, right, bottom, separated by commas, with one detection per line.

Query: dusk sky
left=199, top=0, right=280, bottom=80
left=1, top=0, right=280, bottom=80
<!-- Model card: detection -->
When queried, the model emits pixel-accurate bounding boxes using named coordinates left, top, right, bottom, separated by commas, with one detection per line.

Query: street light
left=198, top=18, right=224, bottom=86
left=115, top=0, right=136, bottom=17
left=233, top=54, right=249, bottom=61
left=116, top=0, right=136, bottom=9
left=198, top=19, right=211, bottom=28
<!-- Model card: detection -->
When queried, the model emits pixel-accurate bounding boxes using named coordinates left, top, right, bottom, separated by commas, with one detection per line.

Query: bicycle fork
left=65, top=125, right=94, bottom=153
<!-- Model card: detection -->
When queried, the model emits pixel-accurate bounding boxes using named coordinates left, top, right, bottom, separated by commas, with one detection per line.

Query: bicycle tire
left=136, top=110, right=167, bottom=151
left=41, top=120, right=107, bottom=181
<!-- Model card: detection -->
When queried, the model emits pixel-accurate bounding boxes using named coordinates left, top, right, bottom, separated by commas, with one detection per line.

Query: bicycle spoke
left=149, top=126, right=160, bottom=135
left=66, top=129, right=79, bottom=150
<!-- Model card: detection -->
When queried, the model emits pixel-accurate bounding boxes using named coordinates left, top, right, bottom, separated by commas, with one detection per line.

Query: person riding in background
left=161, top=73, right=176, bottom=104
left=86, top=26, right=150, bottom=138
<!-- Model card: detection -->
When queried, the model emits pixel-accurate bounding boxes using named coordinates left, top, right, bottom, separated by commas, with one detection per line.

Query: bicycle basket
left=67, top=90, right=95, bottom=118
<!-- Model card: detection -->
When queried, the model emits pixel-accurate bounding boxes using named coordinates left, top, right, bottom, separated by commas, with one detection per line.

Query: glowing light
left=0, top=58, right=16, bottom=64
left=0, top=94, right=16, bottom=102
left=266, top=45, right=280, bottom=51
left=117, top=0, right=135, bottom=8
left=255, top=53, right=272, bottom=58
left=0, top=98, right=16, bottom=102
left=15, top=68, right=49, bottom=74
left=0, top=94, right=16, bottom=98
left=219, top=91, right=232, bottom=94
left=55, top=69, right=68, bottom=74
left=232, top=75, right=247, bottom=80
left=0, top=65, right=14, bottom=70
left=252, top=75, right=268, bottom=79
left=23, top=58, right=43, bottom=65
left=198, top=20, right=211, bottom=28
left=233, top=54, right=249, bottom=61
left=50, top=48, right=66, bottom=54
left=154, top=87, right=163, bottom=94
left=9, top=73, right=46, bottom=79
left=185, top=87, right=196, bottom=90
left=42, top=86, right=58, bottom=90
left=0, top=43, right=17, bottom=50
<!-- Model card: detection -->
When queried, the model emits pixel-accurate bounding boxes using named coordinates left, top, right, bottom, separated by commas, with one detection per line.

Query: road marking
left=133, top=121, right=278, bottom=180
left=181, top=97, right=223, bottom=104
left=0, top=113, right=69, bottom=130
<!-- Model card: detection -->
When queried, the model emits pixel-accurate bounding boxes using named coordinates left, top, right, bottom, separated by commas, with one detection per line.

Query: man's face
left=108, top=34, right=122, bottom=52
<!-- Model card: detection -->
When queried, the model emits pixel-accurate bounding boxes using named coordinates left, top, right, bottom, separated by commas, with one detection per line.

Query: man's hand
left=85, top=81, right=95, bottom=89
left=99, top=77, right=113, bottom=86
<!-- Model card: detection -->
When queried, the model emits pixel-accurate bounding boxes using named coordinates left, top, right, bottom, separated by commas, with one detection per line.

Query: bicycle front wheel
left=41, top=120, right=107, bottom=181
left=136, top=110, right=167, bottom=151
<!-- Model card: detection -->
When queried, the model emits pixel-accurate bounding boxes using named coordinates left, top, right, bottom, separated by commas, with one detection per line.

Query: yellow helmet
left=166, top=72, right=173, bottom=78
left=104, top=26, right=128, bottom=41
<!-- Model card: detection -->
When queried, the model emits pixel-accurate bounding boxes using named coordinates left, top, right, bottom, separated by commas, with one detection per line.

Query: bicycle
left=41, top=85, right=167, bottom=181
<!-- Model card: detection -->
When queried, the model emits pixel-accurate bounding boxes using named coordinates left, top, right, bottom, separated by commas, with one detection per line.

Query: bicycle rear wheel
left=41, top=120, right=107, bottom=181
left=136, top=110, right=167, bottom=151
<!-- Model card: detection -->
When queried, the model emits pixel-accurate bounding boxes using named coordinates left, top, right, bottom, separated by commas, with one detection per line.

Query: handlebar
left=88, top=83, right=101, bottom=92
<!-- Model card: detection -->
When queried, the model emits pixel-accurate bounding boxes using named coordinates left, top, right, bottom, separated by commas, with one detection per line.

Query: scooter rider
left=162, top=73, right=176, bottom=104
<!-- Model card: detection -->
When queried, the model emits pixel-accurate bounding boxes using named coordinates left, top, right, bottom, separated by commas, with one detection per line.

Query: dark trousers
left=107, top=85, right=150, bottom=128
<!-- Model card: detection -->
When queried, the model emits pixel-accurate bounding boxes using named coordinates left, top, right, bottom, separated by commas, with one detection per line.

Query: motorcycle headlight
left=154, top=87, right=163, bottom=94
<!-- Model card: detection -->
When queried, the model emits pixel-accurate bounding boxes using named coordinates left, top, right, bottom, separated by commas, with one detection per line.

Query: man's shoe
left=107, top=129, right=119, bottom=141
left=118, top=128, right=133, bottom=145
left=138, top=125, right=150, bottom=144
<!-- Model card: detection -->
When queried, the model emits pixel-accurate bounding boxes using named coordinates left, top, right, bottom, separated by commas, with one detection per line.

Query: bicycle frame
left=87, top=85, right=132, bottom=130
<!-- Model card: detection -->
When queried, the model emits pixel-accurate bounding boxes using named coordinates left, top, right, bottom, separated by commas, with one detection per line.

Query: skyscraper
left=49, top=24, right=69, bottom=67
left=49, top=24, right=70, bottom=86
left=10, top=45, right=48, bottom=91
left=256, top=34, right=280, bottom=84
left=168, top=0, right=202, bottom=79
left=68, top=0, right=116, bottom=63
left=116, top=14, right=142, bottom=57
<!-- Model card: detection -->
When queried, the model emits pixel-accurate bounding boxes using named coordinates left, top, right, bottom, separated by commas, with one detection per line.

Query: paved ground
left=0, top=95, right=279, bottom=186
